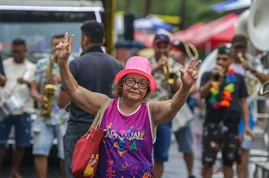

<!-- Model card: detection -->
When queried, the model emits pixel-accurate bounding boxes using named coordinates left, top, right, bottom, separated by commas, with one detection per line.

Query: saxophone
left=40, top=54, right=58, bottom=117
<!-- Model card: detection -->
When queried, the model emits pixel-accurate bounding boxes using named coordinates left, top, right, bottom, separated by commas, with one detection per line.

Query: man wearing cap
left=230, top=34, right=269, bottom=178
left=149, top=34, right=182, bottom=178
left=199, top=45, right=251, bottom=178
left=169, top=40, right=198, bottom=178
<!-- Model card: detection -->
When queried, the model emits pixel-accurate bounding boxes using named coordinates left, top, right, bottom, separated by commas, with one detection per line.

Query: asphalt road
left=1, top=120, right=268, bottom=178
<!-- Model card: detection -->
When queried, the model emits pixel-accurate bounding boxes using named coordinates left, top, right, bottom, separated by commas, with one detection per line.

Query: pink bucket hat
left=114, top=56, right=157, bottom=92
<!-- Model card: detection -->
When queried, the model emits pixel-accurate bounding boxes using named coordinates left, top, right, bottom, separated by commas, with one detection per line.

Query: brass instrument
left=163, top=42, right=199, bottom=85
left=248, top=0, right=269, bottom=52
left=259, top=81, right=269, bottom=95
left=40, top=54, right=58, bottom=117
left=210, top=67, right=225, bottom=85
left=248, top=0, right=269, bottom=96
left=183, top=42, right=199, bottom=61
left=211, top=74, right=224, bottom=85
left=237, top=53, right=259, bottom=96
left=163, top=61, right=178, bottom=85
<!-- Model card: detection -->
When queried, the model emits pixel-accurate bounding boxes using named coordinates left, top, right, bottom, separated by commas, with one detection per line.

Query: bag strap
left=89, top=98, right=112, bottom=130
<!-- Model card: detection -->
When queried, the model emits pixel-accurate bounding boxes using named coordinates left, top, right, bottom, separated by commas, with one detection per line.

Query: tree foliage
left=116, top=0, right=229, bottom=29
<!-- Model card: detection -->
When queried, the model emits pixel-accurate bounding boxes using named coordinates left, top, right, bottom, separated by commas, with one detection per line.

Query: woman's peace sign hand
left=56, top=32, right=74, bottom=65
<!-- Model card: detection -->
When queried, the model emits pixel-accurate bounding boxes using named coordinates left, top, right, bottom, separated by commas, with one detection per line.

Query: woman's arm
left=56, top=33, right=108, bottom=116
left=58, top=90, right=70, bottom=108
left=150, top=85, right=189, bottom=125
left=150, top=59, right=201, bottom=125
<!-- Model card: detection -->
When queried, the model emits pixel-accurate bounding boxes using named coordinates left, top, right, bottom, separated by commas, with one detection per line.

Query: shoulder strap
left=89, top=98, right=112, bottom=130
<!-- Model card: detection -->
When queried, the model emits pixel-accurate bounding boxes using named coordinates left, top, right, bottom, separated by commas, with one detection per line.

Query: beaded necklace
left=209, top=67, right=236, bottom=110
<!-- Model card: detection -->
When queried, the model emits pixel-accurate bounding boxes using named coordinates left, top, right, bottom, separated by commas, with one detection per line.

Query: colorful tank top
left=97, top=98, right=153, bottom=178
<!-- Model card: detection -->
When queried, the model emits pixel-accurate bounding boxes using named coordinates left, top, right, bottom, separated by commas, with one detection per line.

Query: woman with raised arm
left=56, top=33, right=201, bottom=177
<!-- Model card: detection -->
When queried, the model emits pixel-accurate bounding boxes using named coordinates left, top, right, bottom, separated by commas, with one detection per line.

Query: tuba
left=40, top=54, right=58, bottom=117
left=248, top=0, right=269, bottom=95
left=248, top=0, right=269, bottom=52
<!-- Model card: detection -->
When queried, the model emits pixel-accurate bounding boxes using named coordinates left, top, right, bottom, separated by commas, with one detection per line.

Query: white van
left=0, top=0, right=104, bottom=61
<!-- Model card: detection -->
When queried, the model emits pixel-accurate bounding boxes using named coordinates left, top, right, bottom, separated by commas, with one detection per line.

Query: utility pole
left=179, top=0, right=186, bottom=30
left=144, top=0, right=151, bottom=17
left=101, top=0, right=116, bottom=56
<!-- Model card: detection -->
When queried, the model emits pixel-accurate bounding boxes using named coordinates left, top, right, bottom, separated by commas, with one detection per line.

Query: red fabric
left=171, top=22, right=205, bottom=42
left=134, top=31, right=155, bottom=48
left=72, top=128, right=104, bottom=178
left=195, top=13, right=239, bottom=49
left=135, top=13, right=238, bottom=50
left=171, top=13, right=238, bottom=50
left=171, top=45, right=184, bottom=52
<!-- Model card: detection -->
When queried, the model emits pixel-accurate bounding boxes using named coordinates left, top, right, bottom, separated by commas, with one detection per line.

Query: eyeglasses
left=124, top=77, right=149, bottom=90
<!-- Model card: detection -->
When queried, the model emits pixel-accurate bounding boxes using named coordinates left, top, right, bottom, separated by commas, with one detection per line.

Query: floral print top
left=34, top=58, right=69, bottom=125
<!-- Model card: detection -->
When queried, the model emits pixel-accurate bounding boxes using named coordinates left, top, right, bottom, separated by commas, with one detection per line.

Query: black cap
left=231, top=34, right=247, bottom=48
left=171, top=40, right=195, bottom=56
left=153, top=34, right=170, bottom=44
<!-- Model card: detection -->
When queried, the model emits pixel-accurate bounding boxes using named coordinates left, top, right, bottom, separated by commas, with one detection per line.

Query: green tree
left=116, top=0, right=228, bottom=29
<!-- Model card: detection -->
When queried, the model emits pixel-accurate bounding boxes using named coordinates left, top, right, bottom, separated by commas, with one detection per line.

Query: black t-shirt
left=200, top=71, right=248, bottom=126
left=62, top=46, right=123, bottom=124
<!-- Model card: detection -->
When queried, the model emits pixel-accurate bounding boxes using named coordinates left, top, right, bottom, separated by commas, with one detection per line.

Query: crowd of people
left=0, top=20, right=268, bottom=178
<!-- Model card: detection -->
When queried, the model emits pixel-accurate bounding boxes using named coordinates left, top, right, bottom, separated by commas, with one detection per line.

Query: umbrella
left=211, top=0, right=238, bottom=12
left=171, top=22, right=205, bottom=42
left=194, top=13, right=239, bottom=49
left=134, top=16, right=174, bottom=32
left=211, top=0, right=251, bottom=12
left=171, top=13, right=238, bottom=50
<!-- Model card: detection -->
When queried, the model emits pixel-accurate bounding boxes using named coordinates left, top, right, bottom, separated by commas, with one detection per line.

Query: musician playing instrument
left=31, top=34, right=69, bottom=178
left=169, top=40, right=198, bottom=178
left=0, top=39, right=36, bottom=178
left=148, top=34, right=182, bottom=178
left=149, top=34, right=180, bottom=178
left=200, top=45, right=251, bottom=178
left=230, top=34, right=269, bottom=178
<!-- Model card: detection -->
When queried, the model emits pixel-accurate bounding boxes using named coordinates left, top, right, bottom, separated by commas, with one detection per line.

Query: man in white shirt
left=0, top=39, right=36, bottom=178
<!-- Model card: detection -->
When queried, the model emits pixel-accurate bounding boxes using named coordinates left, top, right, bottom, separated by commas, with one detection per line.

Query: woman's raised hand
left=180, top=58, right=201, bottom=90
left=56, top=32, right=74, bottom=65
